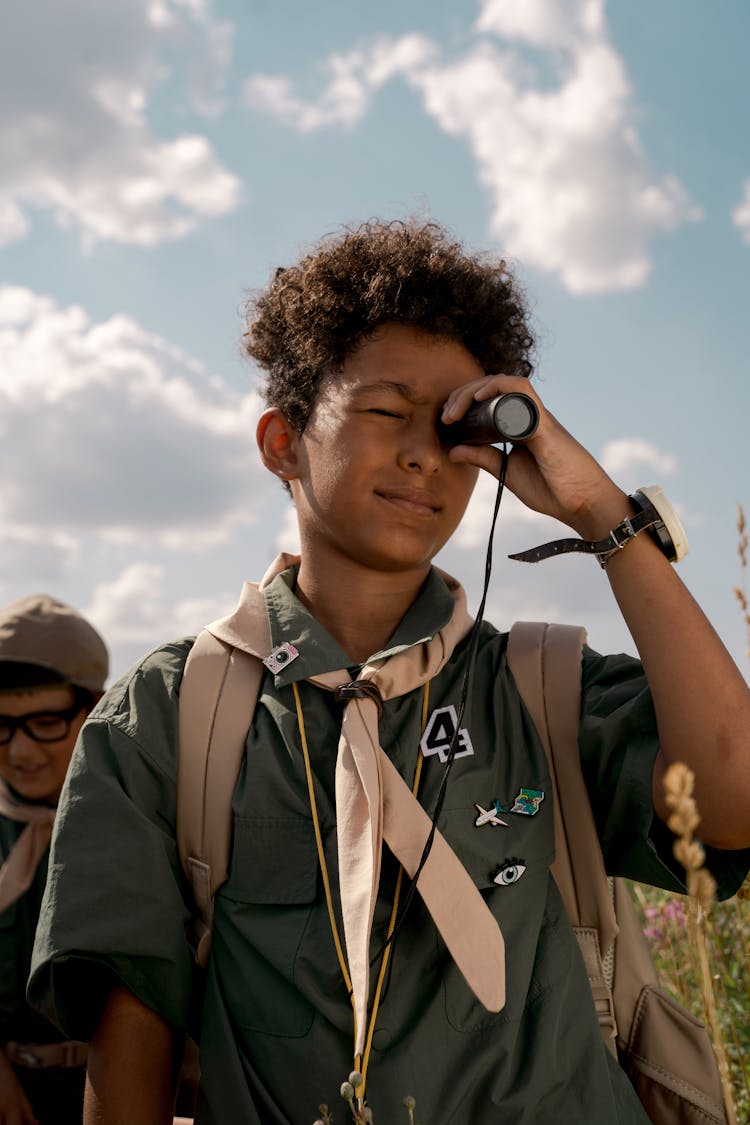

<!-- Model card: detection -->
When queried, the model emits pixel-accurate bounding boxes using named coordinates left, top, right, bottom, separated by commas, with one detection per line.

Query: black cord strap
left=373, top=445, right=511, bottom=976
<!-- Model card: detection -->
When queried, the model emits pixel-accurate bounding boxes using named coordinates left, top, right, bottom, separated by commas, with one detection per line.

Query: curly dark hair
left=244, top=218, right=534, bottom=432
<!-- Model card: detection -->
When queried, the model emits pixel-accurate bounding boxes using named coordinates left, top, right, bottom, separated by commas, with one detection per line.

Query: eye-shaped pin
left=492, top=858, right=527, bottom=887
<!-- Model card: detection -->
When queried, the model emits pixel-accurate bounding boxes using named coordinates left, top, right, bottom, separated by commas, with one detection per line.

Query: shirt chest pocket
left=214, top=816, right=319, bottom=1037
left=437, top=804, right=566, bottom=1033
left=223, top=817, right=318, bottom=903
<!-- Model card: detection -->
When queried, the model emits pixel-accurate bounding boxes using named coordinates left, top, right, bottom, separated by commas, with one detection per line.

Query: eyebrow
left=351, top=380, right=429, bottom=405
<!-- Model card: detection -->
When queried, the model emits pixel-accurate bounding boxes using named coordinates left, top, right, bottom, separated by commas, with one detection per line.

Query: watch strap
left=508, top=492, right=673, bottom=567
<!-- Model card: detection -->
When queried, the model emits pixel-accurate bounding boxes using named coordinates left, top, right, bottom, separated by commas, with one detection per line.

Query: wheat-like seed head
left=662, top=761, right=717, bottom=913
left=737, top=504, right=747, bottom=568
left=673, top=837, right=705, bottom=872
left=663, top=761, right=702, bottom=837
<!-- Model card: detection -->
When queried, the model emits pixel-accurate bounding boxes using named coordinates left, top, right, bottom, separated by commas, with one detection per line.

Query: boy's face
left=288, top=323, right=483, bottom=577
left=0, top=683, right=87, bottom=803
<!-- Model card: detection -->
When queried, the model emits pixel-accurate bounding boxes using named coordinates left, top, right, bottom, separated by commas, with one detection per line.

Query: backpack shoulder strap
left=176, top=567, right=281, bottom=966
left=507, top=621, right=619, bottom=1048
left=177, top=629, right=264, bottom=966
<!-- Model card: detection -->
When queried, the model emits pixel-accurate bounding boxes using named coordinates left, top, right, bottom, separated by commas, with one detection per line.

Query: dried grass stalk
left=663, top=762, right=737, bottom=1124
left=734, top=504, right=750, bottom=662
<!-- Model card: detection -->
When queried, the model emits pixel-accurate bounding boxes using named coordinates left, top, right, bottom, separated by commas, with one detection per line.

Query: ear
left=256, top=408, right=302, bottom=481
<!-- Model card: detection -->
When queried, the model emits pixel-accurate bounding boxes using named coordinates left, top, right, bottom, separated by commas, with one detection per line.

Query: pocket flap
left=623, top=985, right=726, bottom=1123
left=222, top=816, right=318, bottom=904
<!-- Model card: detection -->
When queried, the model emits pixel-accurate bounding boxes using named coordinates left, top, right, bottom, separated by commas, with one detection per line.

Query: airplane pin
left=474, top=800, right=510, bottom=828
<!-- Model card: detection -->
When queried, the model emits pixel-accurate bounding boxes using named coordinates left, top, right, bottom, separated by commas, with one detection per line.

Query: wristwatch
left=508, top=485, right=689, bottom=567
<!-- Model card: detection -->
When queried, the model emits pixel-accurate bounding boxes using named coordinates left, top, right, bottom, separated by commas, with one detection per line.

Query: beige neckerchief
left=209, top=553, right=506, bottom=1058
left=0, top=782, right=55, bottom=912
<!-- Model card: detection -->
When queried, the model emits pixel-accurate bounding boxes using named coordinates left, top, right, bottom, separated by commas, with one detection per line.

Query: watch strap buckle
left=609, top=515, right=635, bottom=550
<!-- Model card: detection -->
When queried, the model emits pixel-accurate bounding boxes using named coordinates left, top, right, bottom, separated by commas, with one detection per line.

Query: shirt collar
left=263, top=566, right=456, bottom=688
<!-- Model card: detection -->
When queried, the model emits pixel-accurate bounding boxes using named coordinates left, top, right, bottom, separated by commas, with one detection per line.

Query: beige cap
left=0, top=594, right=109, bottom=693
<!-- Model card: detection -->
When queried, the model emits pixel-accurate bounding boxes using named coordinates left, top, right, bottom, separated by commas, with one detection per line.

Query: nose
left=397, top=419, right=444, bottom=475
left=7, top=728, right=40, bottom=765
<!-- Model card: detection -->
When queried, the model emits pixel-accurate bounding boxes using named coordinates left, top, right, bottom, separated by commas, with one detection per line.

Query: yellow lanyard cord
left=359, top=681, right=429, bottom=1095
left=292, top=680, right=354, bottom=1015
left=291, top=679, right=430, bottom=1097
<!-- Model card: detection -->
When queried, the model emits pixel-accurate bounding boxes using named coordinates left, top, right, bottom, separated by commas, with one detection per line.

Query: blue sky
left=1, top=0, right=749, bottom=681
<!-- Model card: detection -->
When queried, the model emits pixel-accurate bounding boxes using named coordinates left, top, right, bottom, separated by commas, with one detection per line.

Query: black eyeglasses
left=0, top=702, right=85, bottom=745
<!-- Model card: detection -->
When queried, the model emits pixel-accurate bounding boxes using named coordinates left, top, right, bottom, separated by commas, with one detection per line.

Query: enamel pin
left=492, top=857, right=527, bottom=886
left=263, top=642, right=300, bottom=674
left=474, top=801, right=509, bottom=828
left=510, top=788, right=545, bottom=816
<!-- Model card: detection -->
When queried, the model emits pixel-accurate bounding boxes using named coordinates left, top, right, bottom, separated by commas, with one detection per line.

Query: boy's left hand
left=441, top=374, right=629, bottom=538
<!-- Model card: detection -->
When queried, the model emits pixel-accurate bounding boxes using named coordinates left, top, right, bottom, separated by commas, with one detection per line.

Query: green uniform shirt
left=28, top=568, right=750, bottom=1124
left=2, top=815, right=88, bottom=1125
left=0, top=821, right=57, bottom=1044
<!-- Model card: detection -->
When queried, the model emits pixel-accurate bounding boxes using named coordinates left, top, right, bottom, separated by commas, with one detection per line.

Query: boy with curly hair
left=29, top=220, right=750, bottom=1124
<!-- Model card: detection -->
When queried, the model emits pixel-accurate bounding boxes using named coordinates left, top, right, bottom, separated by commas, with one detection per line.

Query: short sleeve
left=27, top=640, right=199, bottom=1041
left=578, top=645, right=750, bottom=901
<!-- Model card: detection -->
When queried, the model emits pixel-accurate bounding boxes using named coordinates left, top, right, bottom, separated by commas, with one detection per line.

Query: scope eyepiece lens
left=437, top=391, right=538, bottom=445
left=491, top=394, right=538, bottom=441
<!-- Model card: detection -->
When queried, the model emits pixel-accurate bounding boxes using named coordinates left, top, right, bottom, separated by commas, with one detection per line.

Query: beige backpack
left=506, top=623, right=729, bottom=1125
left=177, top=616, right=729, bottom=1124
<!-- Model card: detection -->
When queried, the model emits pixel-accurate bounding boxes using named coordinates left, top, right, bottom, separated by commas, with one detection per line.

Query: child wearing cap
left=28, top=221, right=750, bottom=1124
left=0, top=594, right=108, bottom=1125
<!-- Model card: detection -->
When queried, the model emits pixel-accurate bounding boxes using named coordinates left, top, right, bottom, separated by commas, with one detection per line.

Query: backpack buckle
left=574, top=926, right=618, bottom=1054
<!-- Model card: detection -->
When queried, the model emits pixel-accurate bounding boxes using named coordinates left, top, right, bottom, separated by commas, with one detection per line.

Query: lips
left=9, top=763, right=48, bottom=781
left=376, top=487, right=441, bottom=516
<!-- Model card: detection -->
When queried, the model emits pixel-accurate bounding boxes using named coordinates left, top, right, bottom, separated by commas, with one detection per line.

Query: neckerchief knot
left=334, top=679, right=384, bottom=718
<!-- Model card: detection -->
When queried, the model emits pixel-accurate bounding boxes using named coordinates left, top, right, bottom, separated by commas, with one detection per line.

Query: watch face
left=634, top=485, right=689, bottom=562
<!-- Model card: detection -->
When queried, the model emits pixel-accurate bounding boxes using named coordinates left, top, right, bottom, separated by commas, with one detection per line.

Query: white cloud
left=476, top=0, right=604, bottom=49
left=0, top=285, right=264, bottom=547
left=244, top=2, right=699, bottom=293
left=732, top=179, right=750, bottom=245
left=411, top=36, right=700, bottom=293
left=244, top=34, right=436, bottom=132
left=0, top=0, right=240, bottom=248
left=600, top=437, right=677, bottom=482
left=0, top=526, right=79, bottom=592
left=0, top=199, right=29, bottom=247
left=275, top=505, right=302, bottom=554
left=455, top=474, right=552, bottom=549
left=84, top=562, right=233, bottom=647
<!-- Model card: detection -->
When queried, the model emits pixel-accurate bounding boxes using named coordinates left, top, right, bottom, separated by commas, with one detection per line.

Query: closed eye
left=367, top=408, right=404, bottom=419
left=32, top=715, right=64, bottom=729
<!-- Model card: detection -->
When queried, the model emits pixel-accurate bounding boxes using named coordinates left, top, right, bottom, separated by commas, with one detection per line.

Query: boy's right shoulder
left=91, top=636, right=197, bottom=735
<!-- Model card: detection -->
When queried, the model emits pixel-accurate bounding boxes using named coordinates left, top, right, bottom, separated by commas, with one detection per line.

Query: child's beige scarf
left=0, top=782, right=55, bottom=912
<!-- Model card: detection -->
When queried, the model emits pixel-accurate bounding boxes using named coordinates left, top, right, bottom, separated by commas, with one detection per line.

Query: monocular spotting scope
left=438, top=392, right=539, bottom=445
